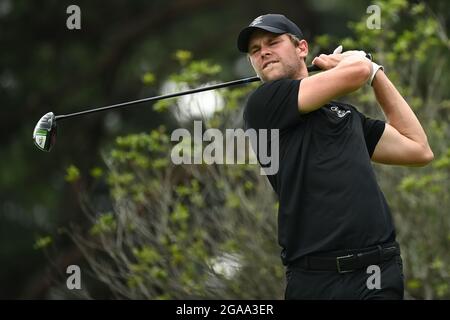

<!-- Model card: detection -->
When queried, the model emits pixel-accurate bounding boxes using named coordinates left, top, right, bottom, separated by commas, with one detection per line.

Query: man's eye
left=269, top=40, right=279, bottom=46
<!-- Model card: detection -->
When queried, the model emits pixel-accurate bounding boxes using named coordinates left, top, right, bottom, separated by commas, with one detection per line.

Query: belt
left=289, top=242, right=400, bottom=274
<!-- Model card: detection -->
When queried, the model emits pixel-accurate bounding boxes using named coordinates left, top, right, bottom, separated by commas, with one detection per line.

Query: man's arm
left=298, top=55, right=372, bottom=113
left=371, top=70, right=434, bottom=166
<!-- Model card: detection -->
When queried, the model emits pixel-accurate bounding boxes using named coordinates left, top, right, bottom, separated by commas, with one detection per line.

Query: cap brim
left=237, top=25, right=287, bottom=52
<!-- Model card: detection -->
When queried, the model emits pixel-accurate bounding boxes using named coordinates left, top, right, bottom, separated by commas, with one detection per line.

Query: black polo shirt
left=243, top=79, right=396, bottom=265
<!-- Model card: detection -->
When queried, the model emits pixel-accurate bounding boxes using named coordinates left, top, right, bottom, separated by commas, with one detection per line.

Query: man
left=237, top=14, right=433, bottom=299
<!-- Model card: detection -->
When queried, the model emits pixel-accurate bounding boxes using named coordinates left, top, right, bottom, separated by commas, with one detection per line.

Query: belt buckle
left=336, top=254, right=354, bottom=273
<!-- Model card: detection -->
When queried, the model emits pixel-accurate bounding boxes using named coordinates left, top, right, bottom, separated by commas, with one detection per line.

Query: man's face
left=247, top=30, right=307, bottom=82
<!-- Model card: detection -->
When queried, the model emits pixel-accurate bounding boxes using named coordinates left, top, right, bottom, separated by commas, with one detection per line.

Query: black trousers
left=285, top=255, right=404, bottom=299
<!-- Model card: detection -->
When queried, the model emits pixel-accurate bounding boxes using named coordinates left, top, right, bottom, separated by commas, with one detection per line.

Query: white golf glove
left=369, top=61, right=383, bottom=86
left=333, top=45, right=343, bottom=54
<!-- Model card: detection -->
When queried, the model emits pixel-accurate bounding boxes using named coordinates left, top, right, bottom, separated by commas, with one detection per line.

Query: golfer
left=237, top=14, right=433, bottom=299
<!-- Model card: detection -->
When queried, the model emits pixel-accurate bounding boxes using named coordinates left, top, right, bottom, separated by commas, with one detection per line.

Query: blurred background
left=0, top=0, right=449, bottom=299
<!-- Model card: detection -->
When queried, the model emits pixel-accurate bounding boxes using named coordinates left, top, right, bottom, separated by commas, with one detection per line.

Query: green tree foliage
left=63, top=54, right=284, bottom=299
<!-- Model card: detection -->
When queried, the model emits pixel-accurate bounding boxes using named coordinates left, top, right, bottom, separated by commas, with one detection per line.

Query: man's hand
left=298, top=46, right=372, bottom=113
left=311, top=46, right=368, bottom=71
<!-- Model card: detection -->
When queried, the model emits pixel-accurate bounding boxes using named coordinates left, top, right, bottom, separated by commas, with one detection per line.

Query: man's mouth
left=263, top=61, right=278, bottom=70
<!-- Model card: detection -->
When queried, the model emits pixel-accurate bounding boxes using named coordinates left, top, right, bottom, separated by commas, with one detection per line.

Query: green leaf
left=90, top=167, right=103, bottom=179
left=90, top=213, right=117, bottom=235
left=153, top=99, right=172, bottom=112
left=152, top=158, right=169, bottom=169
left=127, top=274, right=143, bottom=288
left=411, top=3, right=425, bottom=15
left=436, top=283, right=449, bottom=298
left=171, top=203, right=189, bottom=222
left=133, top=246, right=161, bottom=264
left=65, top=165, right=80, bottom=182
left=407, top=279, right=421, bottom=290
left=174, top=50, right=193, bottom=65
left=244, top=181, right=254, bottom=191
left=142, top=72, right=156, bottom=85
left=226, top=193, right=241, bottom=209
left=431, top=258, right=444, bottom=270
left=33, top=236, right=53, bottom=250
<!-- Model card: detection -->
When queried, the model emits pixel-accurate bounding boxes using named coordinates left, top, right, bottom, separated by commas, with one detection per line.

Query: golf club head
left=33, top=112, right=57, bottom=152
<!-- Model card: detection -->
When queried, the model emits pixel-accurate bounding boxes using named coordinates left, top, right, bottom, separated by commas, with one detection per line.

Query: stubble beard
left=258, top=61, right=301, bottom=82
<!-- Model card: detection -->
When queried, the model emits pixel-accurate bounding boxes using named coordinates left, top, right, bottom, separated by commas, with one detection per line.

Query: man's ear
left=297, top=39, right=309, bottom=60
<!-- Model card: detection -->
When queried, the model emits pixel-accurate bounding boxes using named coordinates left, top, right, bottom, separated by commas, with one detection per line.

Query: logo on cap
left=249, top=16, right=263, bottom=27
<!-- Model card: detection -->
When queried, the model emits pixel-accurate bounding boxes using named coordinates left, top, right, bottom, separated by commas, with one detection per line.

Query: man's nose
left=259, top=45, right=272, bottom=57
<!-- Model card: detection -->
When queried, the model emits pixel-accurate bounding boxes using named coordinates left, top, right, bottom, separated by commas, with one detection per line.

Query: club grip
left=307, top=64, right=321, bottom=73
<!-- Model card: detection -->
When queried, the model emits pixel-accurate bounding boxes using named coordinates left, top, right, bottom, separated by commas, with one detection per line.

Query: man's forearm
left=299, top=56, right=371, bottom=113
left=372, top=70, right=430, bottom=149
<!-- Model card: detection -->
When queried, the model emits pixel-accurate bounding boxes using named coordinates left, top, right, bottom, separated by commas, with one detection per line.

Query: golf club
left=33, top=53, right=372, bottom=152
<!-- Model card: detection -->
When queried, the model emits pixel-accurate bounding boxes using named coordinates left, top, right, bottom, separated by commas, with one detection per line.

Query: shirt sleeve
left=244, top=79, right=302, bottom=131
left=353, top=107, right=386, bottom=157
